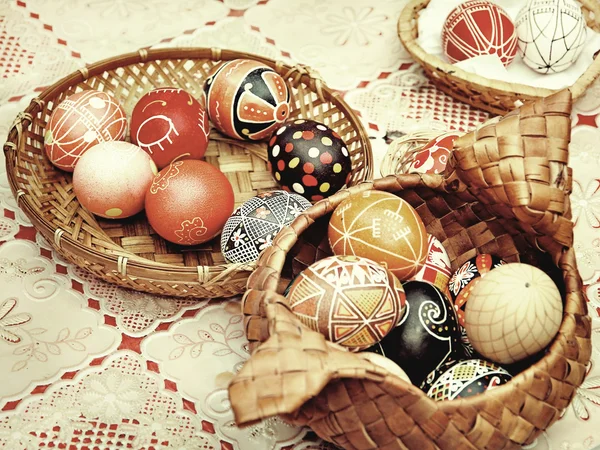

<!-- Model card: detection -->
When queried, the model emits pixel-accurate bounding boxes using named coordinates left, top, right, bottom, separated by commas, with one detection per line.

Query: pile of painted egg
left=283, top=188, right=564, bottom=402
left=442, top=0, right=587, bottom=74
left=44, top=58, right=355, bottom=252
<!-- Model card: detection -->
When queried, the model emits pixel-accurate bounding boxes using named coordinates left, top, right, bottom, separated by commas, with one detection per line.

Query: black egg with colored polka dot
left=267, top=119, right=352, bottom=201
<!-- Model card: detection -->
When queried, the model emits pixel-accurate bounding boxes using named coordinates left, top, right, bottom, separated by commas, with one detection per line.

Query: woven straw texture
left=398, top=0, right=600, bottom=116
left=3, top=48, right=373, bottom=299
left=229, top=89, right=592, bottom=449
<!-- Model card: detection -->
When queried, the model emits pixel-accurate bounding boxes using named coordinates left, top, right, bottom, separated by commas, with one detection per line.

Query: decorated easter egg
left=442, top=0, right=518, bottom=66
left=365, top=281, right=463, bottom=386
left=287, top=255, right=406, bottom=351
left=203, top=59, right=290, bottom=140
left=424, top=359, right=512, bottom=401
left=73, top=142, right=157, bottom=219
left=410, top=234, right=452, bottom=295
left=145, top=160, right=234, bottom=245
left=360, top=352, right=412, bottom=383
left=448, top=254, right=506, bottom=327
left=516, top=0, right=587, bottom=74
left=328, top=190, right=428, bottom=280
left=465, top=263, right=563, bottom=364
left=130, top=87, right=210, bottom=169
left=267, top=119, right=352, bottom=201
left=406, top=132, right=460, bottom=174
left=44, top=90, right=127, bottom=171
left=449, top=254, right=505, bottom=357
left=221, top=190, right=311, bottom=263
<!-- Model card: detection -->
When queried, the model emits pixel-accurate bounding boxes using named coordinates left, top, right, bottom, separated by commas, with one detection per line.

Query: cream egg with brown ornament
left=287, top=255, right=407, bottom=351
left=516, top=0, right=587, bottom=74
left=73, top=141, right=157, bottom=219
left=465, top=263, right=563, bottom=364
left=360, top=352, right=411, bottom=384
left=328, top=190, right=428, bottom=281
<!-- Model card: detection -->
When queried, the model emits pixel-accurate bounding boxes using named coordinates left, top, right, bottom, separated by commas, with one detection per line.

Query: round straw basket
left=3, top=48, right=373, bottom=299
left=229, top=89, right=591, bottom=449
left=398, top=0, right=600, bottom=116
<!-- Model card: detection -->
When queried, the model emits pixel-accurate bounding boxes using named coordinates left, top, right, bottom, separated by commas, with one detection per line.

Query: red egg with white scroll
left=130, top=88, right=210, bottom=170
left=408, top=133, right=460, bottom=175
left=145, top=160, right=234, bottom=246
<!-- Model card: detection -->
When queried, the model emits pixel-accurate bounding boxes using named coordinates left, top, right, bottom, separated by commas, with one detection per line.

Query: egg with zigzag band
left=364, top=280, right=464, bottom=386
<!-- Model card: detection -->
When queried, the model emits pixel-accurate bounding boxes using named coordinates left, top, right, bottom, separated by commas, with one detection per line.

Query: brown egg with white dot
left=267, top=119, right=352, bottom=201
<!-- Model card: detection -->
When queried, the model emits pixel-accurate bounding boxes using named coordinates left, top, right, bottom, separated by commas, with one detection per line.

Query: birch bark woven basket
left=2, top=48, right=373, bottom=299
left=228, top=89, right=592, bottom=450
left=398, top=0, right=600, bottom=116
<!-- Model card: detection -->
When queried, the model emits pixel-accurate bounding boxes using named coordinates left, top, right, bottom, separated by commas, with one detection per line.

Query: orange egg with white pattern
left=145, top=160, right=234, bottom=246
left=328, top=190, right=428, bottom=280
left=73, top=141, right=157, bottom=219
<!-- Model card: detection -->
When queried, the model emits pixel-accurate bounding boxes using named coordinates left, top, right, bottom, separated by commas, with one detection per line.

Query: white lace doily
left=1, top=1, right=599, bottom=448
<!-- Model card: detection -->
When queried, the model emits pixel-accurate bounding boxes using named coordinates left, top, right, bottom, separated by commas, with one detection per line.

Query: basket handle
left=231, top=298, right=428, bottom=428
left=444, top=88, right=574, bottom=260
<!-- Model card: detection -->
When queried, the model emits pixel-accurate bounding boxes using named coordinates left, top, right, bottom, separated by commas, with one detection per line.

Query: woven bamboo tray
left=229, top=89, right=592, bottom=449
left=3, top=48, right=373, bottom=299
left=398, top=0, right=600, bottom=115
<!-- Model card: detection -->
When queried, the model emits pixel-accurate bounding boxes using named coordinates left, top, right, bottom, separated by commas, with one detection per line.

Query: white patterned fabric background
left=0, top=0, right=599, bottom=449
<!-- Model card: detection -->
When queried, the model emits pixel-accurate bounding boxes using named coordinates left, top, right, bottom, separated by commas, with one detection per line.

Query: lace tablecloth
left=1, top=1, right=599, bottom=449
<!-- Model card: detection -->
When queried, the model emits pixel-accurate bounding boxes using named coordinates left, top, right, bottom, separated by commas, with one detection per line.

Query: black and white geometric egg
left=424, top=358, right=512, bottom=401
left=267, top=119, right=352, bottom=201
left=220, top=190, right=311, bottom=264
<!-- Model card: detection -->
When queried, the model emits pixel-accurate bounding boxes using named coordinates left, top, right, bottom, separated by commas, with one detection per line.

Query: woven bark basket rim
left=3, top=47, right=373, bottom=299
left=398, top=0, right=600, bottom=115
left=229, top=89, right=592, bottom=449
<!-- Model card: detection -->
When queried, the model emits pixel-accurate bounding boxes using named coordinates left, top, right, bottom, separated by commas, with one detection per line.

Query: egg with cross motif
left=203, top=59, right=290, bottom=141
left=268, top=119, right=352, bottom=201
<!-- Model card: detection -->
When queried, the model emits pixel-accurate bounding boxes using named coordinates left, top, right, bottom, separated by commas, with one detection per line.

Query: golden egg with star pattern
left=267, top=119, right=351, bottom=201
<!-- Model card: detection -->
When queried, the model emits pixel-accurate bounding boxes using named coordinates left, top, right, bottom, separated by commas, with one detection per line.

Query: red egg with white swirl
left=442, top=0, right=518, bottom=66
left=44, top=90, right=127, bottom=171
left=408, top=132, right=460, bottom=174
left=145, top=160, right=235, bottom=246
left=203, top=59, right=290, bottom=141
left=130, top=88, right=210, bottom=170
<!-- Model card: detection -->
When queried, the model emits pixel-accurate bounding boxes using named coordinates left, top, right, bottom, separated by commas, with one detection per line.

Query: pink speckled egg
left=73, top=141, right=157, bottom=219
